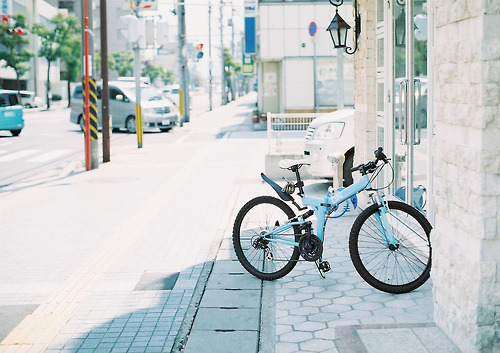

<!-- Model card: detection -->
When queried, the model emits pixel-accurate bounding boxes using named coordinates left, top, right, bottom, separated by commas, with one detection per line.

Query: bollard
left=327, top=152, right=345, bottom=189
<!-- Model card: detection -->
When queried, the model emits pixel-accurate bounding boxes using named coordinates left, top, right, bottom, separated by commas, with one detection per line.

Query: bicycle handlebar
left=350, top=147, right=390, bottom=175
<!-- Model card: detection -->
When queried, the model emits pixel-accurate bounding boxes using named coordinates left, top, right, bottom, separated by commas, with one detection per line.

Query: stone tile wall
left=353, top=0, right=377, bottom=166
left=430, top=0, right=499, bottom=352
left=353, top=0, right=499, bottom=351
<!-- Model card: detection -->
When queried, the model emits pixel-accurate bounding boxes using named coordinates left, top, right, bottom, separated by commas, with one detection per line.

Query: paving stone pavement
left=181, top=181, right=462, bottom=353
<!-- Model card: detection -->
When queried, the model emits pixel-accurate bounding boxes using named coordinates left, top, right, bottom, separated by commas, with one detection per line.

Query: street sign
left=242, top=53, right=254, bottom=74
left=309, top=22, right=317, bottom=36
left=0, top=14, right=10, bottom=24
left=1, top=0, right=11, bottom=15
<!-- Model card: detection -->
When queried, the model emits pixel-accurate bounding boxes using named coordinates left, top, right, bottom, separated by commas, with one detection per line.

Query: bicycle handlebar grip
left=374, top=147, right=387, bottom=161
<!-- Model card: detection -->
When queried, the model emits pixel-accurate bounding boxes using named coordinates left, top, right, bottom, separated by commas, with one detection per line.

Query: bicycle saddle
left=278, top=159, right=310, bottom=170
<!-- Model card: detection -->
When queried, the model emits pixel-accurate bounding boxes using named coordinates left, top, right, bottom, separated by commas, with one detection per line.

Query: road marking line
left=0, top=150, right=39, bottom=162
left=26, top=149, right=73, bottom=163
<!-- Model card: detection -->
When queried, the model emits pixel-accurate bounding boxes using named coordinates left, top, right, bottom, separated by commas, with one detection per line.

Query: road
left=0, top=91, right=227, bottom=189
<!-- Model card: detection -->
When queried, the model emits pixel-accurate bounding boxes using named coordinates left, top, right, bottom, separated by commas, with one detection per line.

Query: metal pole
left=337, top=50, right=344, bottom=109
left=230, top=1, right=235, bottom=101
left=100, top=0, right=110, bottom=162
left=208, top=2, right=213, bottom=110
left=220, top=0, right=226, bottom=105
left=134, top=43, right=143, bottom=148
left=178, top=0, right=189, bottom=124
left=83, top=0, right=91, bottom=171
left=313, top=38, right=317, bottom=113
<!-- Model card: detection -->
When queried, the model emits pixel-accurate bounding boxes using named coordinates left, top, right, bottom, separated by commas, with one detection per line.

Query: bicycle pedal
left=318, top=261, right=331, bottom=273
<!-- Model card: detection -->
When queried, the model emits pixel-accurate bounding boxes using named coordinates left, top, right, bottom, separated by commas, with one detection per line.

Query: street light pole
left=100, top=0, right=110, bottom=161
left=208, top=2, right=213, bottom=111
left=220, top=0, right=226, bottom=105
left=178, top=0, right=190, bottom=124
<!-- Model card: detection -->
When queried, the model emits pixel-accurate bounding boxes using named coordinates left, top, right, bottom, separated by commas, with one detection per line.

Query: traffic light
left=1, top=27, right=28, bottom=35
left=195, top=43, right=204, bottom=60
left=13, top=28, right=28, bottom=35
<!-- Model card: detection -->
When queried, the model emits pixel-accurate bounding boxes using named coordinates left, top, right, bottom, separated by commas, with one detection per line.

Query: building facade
left=255, top=0, right=498, bottom=351
left=352, top=0, right=499, bottom=352
left=256, top=0, right=355, bottom=114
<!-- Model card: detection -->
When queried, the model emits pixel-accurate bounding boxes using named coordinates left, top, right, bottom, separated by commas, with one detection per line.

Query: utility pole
left=177, top=0, right=190, bottom=124
left=100, top=0, right=110, bottom=162
left=82, top=0, right=98, bottom=170
left=220, top=0, right=226, bottom=105
left=230, top=1, right=235, bottom=101
left=208, top=2, right=213, bottom=111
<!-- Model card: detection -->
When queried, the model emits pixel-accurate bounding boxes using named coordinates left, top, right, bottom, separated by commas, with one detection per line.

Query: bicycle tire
left=232, top=196, right=301, bottom=280
left=349, top=201, right=432, bottom=294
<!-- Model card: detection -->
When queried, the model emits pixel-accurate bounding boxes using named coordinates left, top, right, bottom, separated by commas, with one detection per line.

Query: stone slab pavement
left=180, top=181, right=463, bottom=353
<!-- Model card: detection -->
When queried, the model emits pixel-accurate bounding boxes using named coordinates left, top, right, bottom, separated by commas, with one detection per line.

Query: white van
left=70, top=81, right=180, bottom=133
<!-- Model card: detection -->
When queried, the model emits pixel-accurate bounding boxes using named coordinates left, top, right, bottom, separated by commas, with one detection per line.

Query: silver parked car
left=304, top=109, right=355, bottom=186
left=70, top=81, right=180, bottom=133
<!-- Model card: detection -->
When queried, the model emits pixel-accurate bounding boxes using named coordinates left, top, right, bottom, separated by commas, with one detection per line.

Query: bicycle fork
left=370, top=193, right=399, bottom=249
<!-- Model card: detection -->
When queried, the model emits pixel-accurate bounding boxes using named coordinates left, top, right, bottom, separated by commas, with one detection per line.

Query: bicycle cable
left=368, top=161, right=395, bottom=191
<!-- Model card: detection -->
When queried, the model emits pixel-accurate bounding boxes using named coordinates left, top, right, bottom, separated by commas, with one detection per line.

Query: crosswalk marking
left=0, top=149, right=40, bottom=162
left=26, top=149, right=73, bottom=163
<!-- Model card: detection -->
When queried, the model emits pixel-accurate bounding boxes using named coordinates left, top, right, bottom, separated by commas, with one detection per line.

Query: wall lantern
left=395, top=9, right=405, bottom=47
left=326, top=0, right=361, bottom=55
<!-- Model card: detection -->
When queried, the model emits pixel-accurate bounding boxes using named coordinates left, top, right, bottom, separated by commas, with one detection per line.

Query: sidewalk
left=0, top=92, right=461, bottom=353
left=179, top=181, right=462, bottom=353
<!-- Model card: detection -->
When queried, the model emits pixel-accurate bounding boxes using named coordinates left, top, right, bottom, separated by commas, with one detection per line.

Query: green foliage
left=109, top=52, right=134, bottom=77
left=0, top=14, right=34, bottom=89
left=32, top=13, right=81, bottom=108
left=142, top=64, right=174, bottom=85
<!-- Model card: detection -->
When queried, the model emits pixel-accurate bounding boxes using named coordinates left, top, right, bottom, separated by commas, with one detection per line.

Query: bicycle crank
left=298, top=234, right=323, bottom=262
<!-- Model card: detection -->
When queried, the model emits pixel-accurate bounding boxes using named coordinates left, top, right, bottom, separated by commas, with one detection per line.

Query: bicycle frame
left=263, top=174, right=399, bottom=249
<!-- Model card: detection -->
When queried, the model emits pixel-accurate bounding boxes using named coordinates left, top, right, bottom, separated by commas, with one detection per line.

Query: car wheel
left=25, top=104, right=32, bottom=109
left=343, top=153, right=354, bottom=187
left=126, top=116, right=136, bottom=133
left=160, top=128, right=171, bottom=132
left=79, top=115, right=85, bottom=131
left=11, top=129, right=22, bottom=136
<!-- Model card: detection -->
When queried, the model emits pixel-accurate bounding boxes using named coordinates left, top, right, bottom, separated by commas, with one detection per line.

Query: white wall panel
left=284, top=5, right=300, bottom=29
left=267, top=6, right=284, bottom=29
left=284, top=29, right=301, bottom=57
left=284, top=59, right=314, bottom=109
left=268, top=30, right=285, bottom=58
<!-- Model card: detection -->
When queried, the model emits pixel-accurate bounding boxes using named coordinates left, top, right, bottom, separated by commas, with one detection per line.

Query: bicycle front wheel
left=349, top=201, right=432, bottom=294
left=233, top=196, right=301, bottom=280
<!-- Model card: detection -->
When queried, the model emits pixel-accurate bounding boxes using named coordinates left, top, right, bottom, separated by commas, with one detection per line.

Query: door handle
left=399, top=79, right=409, bottom=145
left=414, top=78, right=422, bottom=145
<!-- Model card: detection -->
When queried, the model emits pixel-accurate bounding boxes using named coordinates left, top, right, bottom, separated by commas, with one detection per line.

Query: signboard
left=244, top=17, right=256, bottom=54
left=123, top=0, right=157, bottom=11
left=242, top=53, right=254, bottom=74
left=1, top=0, right=11, bottom=15
left=0, top=14, right=10, bottom=24
left=244, top=0, right=256, bottom=54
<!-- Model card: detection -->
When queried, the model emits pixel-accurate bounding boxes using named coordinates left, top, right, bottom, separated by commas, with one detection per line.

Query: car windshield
left=122, top=87, right=163, bottom=101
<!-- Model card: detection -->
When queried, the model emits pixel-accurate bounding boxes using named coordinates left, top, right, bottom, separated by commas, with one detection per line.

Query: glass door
left=392, top=0, right=429, bottom=213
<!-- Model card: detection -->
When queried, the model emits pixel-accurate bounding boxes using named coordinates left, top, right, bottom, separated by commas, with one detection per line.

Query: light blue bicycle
left=232, top=148, right=432, bottom=294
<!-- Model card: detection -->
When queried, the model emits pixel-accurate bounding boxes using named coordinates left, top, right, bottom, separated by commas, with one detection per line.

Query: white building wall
left=258, top=1, right=354, bottom=113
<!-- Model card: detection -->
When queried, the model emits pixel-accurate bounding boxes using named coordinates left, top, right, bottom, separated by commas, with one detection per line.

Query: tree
left=142, top=64, right=174, bottom=85
left=0, top=14, right=34, bottom=92
left=57, top=15, right=81, bottom=108
left=223, top=47, right=239, bottom=101
left=109, top=52, right=134, bottom=77
left=161, top=69, right=174, bottom=85
left=32, top=13, right=77, bottom=109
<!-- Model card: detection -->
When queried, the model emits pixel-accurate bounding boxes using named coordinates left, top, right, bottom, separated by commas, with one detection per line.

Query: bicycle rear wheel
left=349, top=201, right=432, bottom=294
left=233, top=196, right=301, bottom=280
